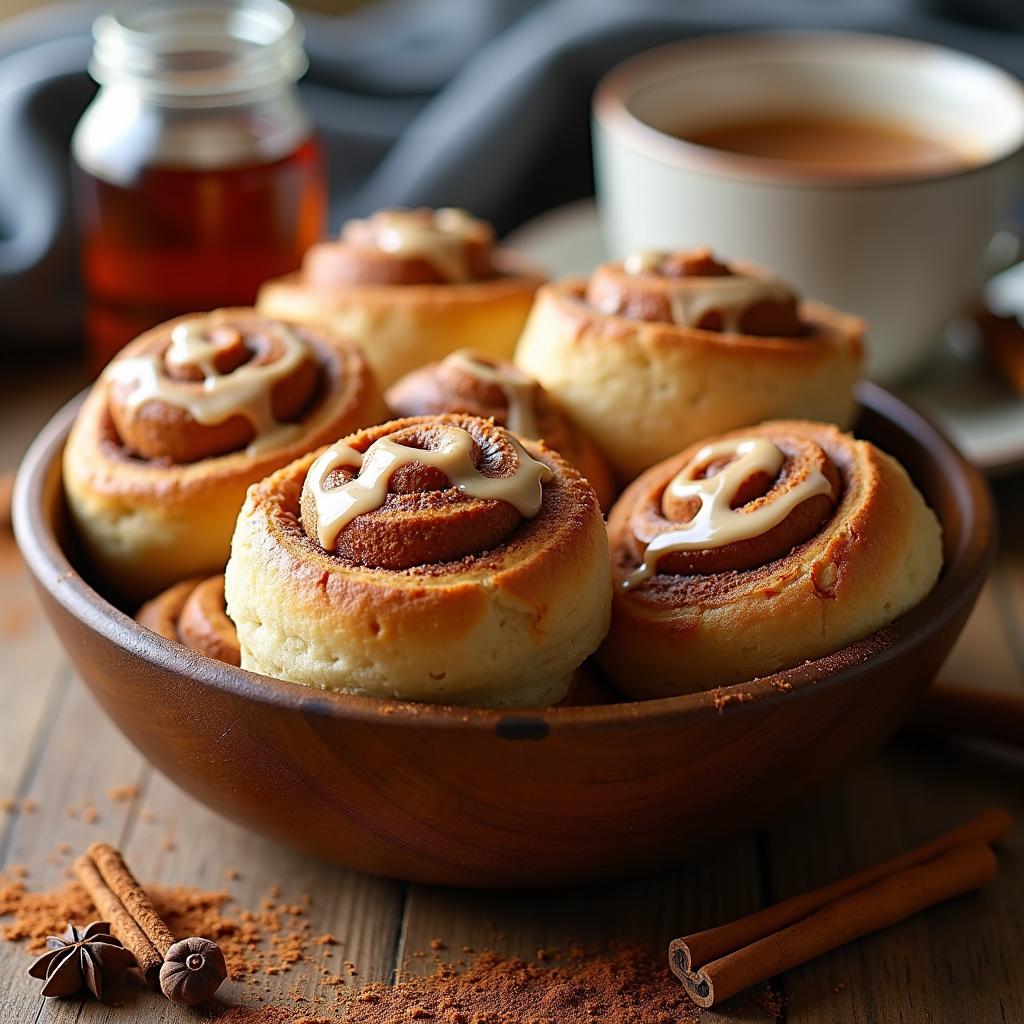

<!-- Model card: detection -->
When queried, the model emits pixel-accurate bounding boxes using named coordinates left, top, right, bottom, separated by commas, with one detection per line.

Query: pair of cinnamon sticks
left=73, top=842, right=227, bottom=1005
left=911, top=683, right=1024, bottom=749
left=669, top=807, right=1011, bottom=1008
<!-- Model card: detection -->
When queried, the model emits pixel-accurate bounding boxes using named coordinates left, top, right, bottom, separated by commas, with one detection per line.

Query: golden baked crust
left=598, top=420, right=942, bottom=696
left=63, top=309, right=388, bottom=602
left=224, top=414, right=612, bottom=707
left=136, top=574, right=240, bottom=666
left=259, top=250, right=544, bottom=388
left=515, top=273, right=863, bottom=483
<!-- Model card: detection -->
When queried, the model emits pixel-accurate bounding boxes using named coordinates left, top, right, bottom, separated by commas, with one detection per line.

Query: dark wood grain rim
left=13, top=382, right=994, bottom=735
left=593, top=30, right=1024, bottom=190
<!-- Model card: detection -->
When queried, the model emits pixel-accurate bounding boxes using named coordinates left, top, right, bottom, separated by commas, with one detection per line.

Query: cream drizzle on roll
left=304, top=424, right=554, bottom=551
left=624, top=437, right=833, bottom=589
left=105, top=319, right=310, bottom=456
left=622, top=249, right=665, bottom=275
left=618, top=250, right=795, bottom=332
left=444, top=349, right=540, bottom=438
left=352, top=208, right=481, bottom=283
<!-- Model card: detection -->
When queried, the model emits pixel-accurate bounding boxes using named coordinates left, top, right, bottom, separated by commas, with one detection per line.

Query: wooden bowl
left=13, top=382, right=994, bottom=887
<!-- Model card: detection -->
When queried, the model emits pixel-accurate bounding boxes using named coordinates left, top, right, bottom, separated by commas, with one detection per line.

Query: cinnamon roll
left=224, top=414, right=611, bottom=707
left=598, top=420, right=942, bottom=697
left=515, top=249, right=864, bottom=482
left=136, top=575, right=240, bottom=666
left=64, top=309, right=387, bottom=601
left=257, top=208, right=545, bottom=387
left=385, top=348, right=616, bottom=509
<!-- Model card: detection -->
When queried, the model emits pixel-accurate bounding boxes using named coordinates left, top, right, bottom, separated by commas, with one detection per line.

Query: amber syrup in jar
left=73, top=0, right=327, bottom=371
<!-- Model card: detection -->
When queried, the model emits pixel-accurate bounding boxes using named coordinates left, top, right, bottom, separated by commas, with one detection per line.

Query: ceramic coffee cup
left=593, top=32, right=1024, bottom=382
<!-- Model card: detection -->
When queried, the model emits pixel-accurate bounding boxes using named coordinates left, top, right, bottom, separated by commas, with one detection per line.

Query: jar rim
left=90, top=0, right=308, bottom=104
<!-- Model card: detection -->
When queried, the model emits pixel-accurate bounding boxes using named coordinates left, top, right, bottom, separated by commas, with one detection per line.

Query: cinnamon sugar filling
left=299, top=416, right=555, bottom=571
left=585, top=248, right=805, bottom=336
left=303, top=208, right=500, bottom=287
left=101, top=321, right=338, bottom=466
left=387, top=351, right=584, bottom=456
left=614, top=432, right=849, bottom=594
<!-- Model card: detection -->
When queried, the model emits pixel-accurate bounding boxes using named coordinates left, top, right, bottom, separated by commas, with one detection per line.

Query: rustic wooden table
left=0, top=362, right=1022, bottom=1023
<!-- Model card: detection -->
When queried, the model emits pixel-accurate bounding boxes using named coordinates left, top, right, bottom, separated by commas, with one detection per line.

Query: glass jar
left=72, top=0, right=327, bottom=370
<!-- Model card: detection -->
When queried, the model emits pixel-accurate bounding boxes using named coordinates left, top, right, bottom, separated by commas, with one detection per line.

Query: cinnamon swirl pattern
left=64, top=309, right=387, bottom=601
left=598, top=421, right=942, bottom=697
left=136, top=575, right=240, bottom=667
left=224, top=414, right=611, bottom=707
left=515, top=249, right=864, bottom=482
left=386, top=349, right=616, bottom=509
left=258, top=208, right=545, bottom=387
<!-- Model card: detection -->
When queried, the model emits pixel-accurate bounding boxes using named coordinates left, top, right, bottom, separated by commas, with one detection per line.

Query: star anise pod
left=28, top=921, right=137, bottom=1000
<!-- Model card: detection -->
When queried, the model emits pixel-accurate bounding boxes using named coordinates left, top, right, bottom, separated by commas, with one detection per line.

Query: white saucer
left=506, top=200, right=1024, bottom=475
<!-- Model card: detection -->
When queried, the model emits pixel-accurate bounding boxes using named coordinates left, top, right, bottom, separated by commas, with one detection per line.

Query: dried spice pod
left=160, top=936, right=228, bottom=1005
left=73, top=843, right=228, bottom=1004
left=28, top=921, right=136, bottom=1000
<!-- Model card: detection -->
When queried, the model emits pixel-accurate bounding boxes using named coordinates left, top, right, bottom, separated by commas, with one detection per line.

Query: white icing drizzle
left=105, top=319, right=311, bottom=456
left=371, top=208, right=480, bottom=283
left=624, top=437, right=833, bottom=589
left=623, top=249, right=665, bottom=275
left=665, top=275, right=794, bottom=332
left=444, top=348, right=540, bottom=439
left=163, top=321, right=233, bottom=379
left=619, top=251, right=794, bottom=332
left=303, top=424, right=553, bottom=552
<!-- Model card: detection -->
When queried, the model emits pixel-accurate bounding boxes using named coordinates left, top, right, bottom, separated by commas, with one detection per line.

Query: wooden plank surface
left=0, top=371, right=1022, bottom=1023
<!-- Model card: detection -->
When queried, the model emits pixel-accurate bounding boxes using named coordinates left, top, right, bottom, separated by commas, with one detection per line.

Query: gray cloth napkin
left=1, top=0, right=1022, bottom=349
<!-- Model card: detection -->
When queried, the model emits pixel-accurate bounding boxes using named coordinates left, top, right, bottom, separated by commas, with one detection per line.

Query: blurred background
left=0, top=0, right=1022, bottom=355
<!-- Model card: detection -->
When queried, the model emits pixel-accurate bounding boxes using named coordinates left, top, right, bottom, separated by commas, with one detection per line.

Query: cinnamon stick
left=669, top=808, right=1010, bottom=1007
left=0, top=471, right=13, bottom=532
left=910, top=685, right=1024, bottom=749
left=670, top=842, right=997, bottom=1008
left=73, top=850, right=165, bottom=986
left=73, top=841, right=227, bottom=1003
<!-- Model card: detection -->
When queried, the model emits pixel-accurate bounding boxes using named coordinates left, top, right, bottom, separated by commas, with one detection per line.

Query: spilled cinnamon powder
left=0, top=875, right=321, bottom=981
left=211, top=948, right=711, bottom=1024
left=1, top=875, right=781, bottom=1022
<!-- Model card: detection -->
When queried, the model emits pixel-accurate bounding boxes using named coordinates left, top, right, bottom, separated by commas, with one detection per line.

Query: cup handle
left=985, top=227, right=1024, bottom=281
left=964, top=226, right=1024, bottom=386
left=981, top=225, right=1024, bottom=323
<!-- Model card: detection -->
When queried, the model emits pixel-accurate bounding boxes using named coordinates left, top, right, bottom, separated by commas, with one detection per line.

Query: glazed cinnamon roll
left=64, top=309, right=387, bottom=601
left=598, top=421, right=942, bottom=697
left=224, top=414, right=611, bottom=707
left=257, top=208, right=545, bottom=387
left=515, top=249, right=864, bottom=482
left=136, top=575, right=240, bottom=667
left=385, top=349, right=616, bottom=509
